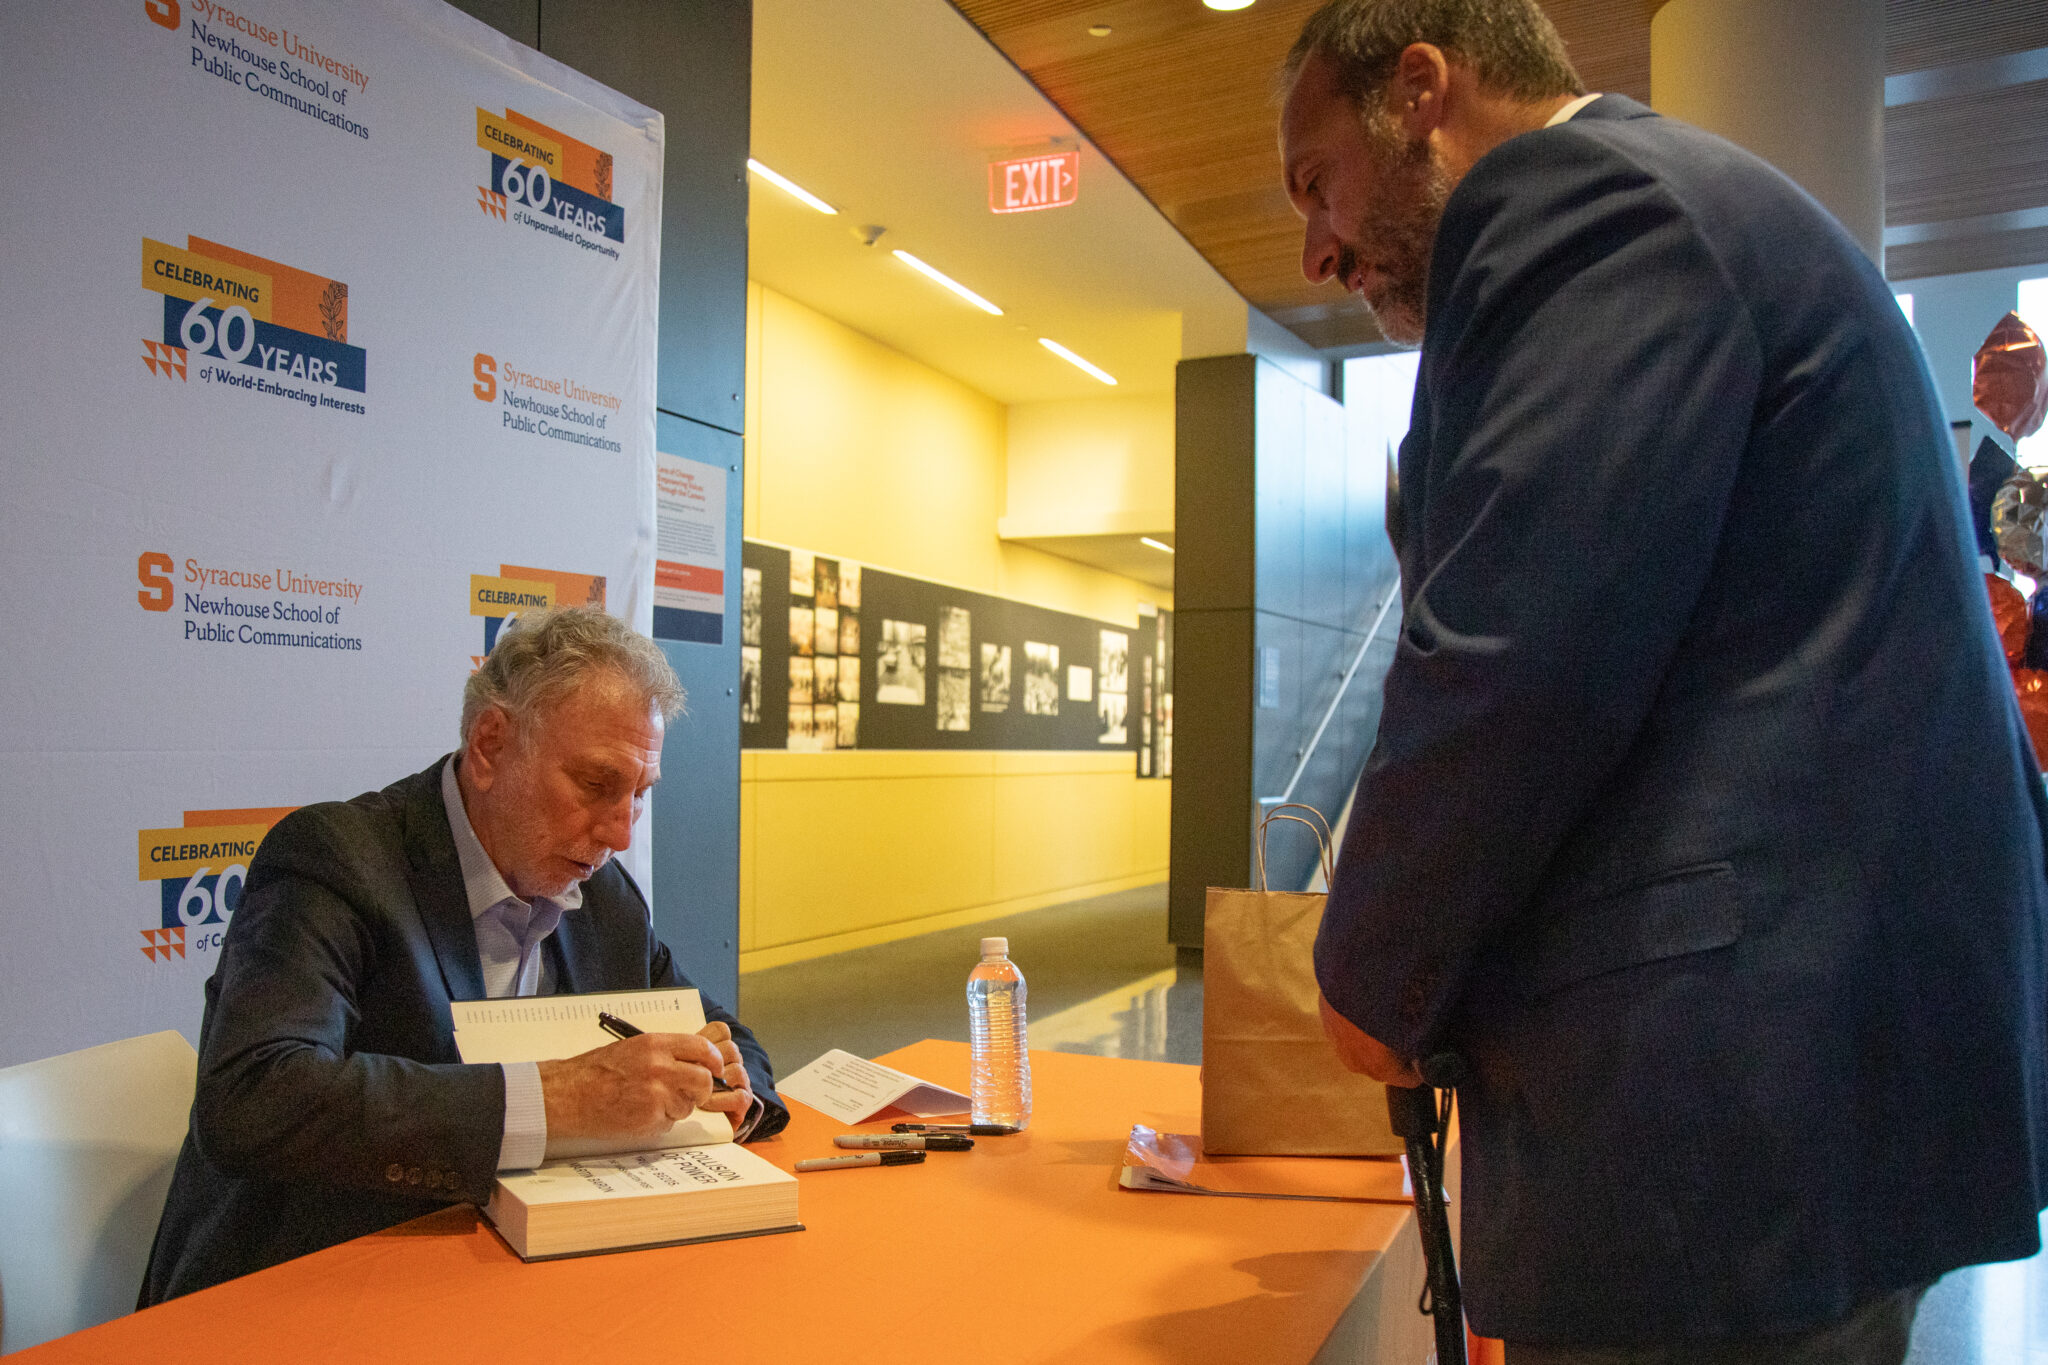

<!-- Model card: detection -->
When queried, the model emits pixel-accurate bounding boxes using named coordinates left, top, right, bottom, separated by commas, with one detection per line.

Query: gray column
left=1650, top=0, right=1885, bottom=266
left=1169, top=356, right=1400, bottom=947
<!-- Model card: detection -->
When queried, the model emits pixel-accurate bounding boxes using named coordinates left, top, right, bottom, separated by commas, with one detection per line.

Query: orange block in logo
left=478, top=187, right=507, bottom=220
left=187, top=237, right=348, bottom=343
left=505, top=109, right=613, bottom=203
left=140, top=927, right=187, bottom=962
left=143, top=339, right=188, bottom=380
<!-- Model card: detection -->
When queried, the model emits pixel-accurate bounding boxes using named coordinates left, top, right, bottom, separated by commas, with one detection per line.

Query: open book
left=452, top=988, right=800, bottom=1260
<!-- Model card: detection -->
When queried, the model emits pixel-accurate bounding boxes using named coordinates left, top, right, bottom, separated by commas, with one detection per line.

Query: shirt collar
left=441, top=754, right=583, bottom=922
left=1546, top=93, right=1603, bottom=128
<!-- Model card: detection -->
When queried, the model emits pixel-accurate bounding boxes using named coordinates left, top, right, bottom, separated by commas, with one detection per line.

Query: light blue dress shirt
left=442, top=757, right=576, bottom=1170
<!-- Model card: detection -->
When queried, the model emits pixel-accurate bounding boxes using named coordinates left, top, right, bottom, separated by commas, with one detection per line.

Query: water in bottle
left=967, top=936, right=1031, bottom=1129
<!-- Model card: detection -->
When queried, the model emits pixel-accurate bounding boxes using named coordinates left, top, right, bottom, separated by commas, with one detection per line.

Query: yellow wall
left=1003, top=392, right=1176, bottom=539
left=740, top=283, right=1171, bottom=969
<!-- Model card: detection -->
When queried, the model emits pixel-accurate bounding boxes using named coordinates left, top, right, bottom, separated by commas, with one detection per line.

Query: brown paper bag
left=1201, top=805, right=1403, bottom=1156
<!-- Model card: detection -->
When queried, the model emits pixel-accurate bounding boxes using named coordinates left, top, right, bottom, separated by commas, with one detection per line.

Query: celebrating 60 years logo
left=136, top=805, right=295, bottom=962
left=475, top=108, right=624, bottom=259
left=468, top=564, right=606, bottom=669
left=141, top=235, right=367, bottom=413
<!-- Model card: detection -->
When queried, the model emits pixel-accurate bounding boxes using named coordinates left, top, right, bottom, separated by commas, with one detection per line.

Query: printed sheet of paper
left=452, top=989, right=731, bottom=1157
left=776, top=1048, right=970, bottom=1124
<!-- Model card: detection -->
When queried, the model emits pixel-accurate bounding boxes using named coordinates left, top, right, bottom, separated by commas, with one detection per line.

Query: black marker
left=891, top=1123, right=1018, bottom=1135
left=598, top=1011, right=733, bottom=1091
left=835, top=1133, right=974, bottom=1151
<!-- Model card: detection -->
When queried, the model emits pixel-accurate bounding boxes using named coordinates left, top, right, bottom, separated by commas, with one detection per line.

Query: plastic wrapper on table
left=2014, top=669, right=2048, bottom=767
left=1991, top=468, right=2048, bottom=578
left=1974, top=311, right=2048, bottom=442
left=1987, top=574, right=2030, bottom=666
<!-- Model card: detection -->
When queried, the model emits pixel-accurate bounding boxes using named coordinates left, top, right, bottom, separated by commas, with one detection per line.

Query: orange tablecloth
left=18, top=1042, right=1474, bottom=1365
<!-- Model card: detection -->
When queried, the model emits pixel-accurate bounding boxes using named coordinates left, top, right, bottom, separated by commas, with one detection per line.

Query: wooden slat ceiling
left=953, top=0, right=2048, bottom=349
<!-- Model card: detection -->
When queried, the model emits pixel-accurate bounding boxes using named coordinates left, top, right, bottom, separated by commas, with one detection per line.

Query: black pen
left=891, top=1122, right=1018, bottom=1135
left=598, top=1011, right=733, bottom=1091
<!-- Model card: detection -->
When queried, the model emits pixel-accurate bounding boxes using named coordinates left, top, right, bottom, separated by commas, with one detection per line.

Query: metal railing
left=1257, top=585, right=1400, bottom=810
left=1254, top=583, right=1400, bottom=891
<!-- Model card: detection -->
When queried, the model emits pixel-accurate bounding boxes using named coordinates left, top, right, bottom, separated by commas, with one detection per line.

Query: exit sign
left=989, top=150, right=1079, bottom=214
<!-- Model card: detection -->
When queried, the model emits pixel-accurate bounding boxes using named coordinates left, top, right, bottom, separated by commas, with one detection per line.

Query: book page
left=453, top=988, right=732, bottom=1159
left=451, top=988, right=709, bottom=1064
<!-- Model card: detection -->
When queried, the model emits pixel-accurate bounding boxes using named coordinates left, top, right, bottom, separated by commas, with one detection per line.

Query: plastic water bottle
left=967, top=936, right=1031, bottom=1129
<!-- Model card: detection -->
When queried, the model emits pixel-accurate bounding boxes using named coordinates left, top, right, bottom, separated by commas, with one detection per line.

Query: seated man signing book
left=142, top=607, right=788, bottom=1303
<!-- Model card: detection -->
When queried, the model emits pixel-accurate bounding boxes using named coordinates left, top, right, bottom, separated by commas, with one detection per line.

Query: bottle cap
left=980, top=936, right=1008, bottom=958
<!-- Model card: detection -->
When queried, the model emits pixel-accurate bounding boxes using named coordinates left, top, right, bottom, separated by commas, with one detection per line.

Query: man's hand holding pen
left=537, top=1015, right=755, bottom=1140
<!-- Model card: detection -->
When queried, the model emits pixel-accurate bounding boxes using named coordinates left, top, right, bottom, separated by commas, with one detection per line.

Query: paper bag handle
left=1256, top=803, right=1335, bottom=892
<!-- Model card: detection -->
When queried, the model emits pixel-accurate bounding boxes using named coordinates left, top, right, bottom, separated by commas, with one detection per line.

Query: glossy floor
left=735, top=880, right=1197, bottom=1072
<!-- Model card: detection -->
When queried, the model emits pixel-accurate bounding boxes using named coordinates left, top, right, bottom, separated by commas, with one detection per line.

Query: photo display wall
left=741, top=541, right=1171, bottom=771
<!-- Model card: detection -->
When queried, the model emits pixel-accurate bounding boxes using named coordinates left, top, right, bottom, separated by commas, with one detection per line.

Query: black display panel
left=739, top=540, right=1164, bottom=761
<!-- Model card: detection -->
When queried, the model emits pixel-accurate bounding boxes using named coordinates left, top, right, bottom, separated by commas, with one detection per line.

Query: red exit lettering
left=988, top=151, right=1080, bottom=215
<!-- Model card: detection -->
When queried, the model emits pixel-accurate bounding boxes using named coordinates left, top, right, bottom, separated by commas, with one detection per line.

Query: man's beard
left=1339, top=124, right=1449, bottom=347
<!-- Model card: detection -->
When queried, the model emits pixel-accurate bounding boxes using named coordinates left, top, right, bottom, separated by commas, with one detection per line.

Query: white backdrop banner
left=0, top=0, right=662, bottom=1067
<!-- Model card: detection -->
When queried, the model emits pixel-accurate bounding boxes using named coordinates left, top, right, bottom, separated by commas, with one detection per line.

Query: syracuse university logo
left=468, top=565, right=607, bottom=670
left=141, top=235, right=367, bottom=412
left=475, top=107, right=624, bottom=258
left=137, top=805, right=295, bottom=962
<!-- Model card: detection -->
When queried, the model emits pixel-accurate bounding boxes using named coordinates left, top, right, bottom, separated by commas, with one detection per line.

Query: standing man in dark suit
left=1280, top=1, right=2048, bottom=1358
left=142, top=606, right=787, bottom=1303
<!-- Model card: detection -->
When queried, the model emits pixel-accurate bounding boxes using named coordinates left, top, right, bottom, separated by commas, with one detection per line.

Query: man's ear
left=465, top=706, right=513, bottom=792
left=1390, top=42, right=1452, bottom=139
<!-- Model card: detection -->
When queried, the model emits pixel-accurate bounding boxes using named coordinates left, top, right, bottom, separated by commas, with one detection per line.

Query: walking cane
left=1386, top=1053, right=1467, bottom=1365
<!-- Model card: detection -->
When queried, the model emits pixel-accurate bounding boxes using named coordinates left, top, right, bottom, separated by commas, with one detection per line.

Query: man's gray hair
left=1285, top=0, right=1584, bottom=108
left=460, top=606, right=685, bottom=745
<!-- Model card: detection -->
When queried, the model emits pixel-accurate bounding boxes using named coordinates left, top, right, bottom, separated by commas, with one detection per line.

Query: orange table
left=16, top=1042, right=1449, bottom=1365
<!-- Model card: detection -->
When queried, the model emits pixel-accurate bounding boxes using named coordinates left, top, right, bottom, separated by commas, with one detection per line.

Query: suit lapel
left=401, top=755, right=487, bottom=1003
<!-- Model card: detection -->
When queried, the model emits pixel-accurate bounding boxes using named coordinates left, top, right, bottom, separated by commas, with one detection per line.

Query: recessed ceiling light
left=1203, top=0, right=1254, bottom=9
left=1088, top=23, right=1112, bottom=36
left=1039, top=338, right=1117, bottom=386
left=1140, top=537, right=1175, bottom=555
left=746, top=159, right=836, bottom=215
left=892, top=250, right=1004, bottom=316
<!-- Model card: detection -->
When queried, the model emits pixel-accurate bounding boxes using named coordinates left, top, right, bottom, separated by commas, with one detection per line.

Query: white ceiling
left=749, top=0, right=1252, bottom=404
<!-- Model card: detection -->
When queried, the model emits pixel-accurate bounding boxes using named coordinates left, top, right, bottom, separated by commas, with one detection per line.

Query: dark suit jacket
left=141, top=756, right=787, bottom=1304
left=1316, top=96, right=2048, bottom=1344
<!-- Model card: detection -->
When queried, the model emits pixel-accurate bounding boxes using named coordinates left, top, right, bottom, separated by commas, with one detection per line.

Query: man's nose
left=594, top=793, right=635, bottom=852
left=1302, top=220, right=1340, bottom=285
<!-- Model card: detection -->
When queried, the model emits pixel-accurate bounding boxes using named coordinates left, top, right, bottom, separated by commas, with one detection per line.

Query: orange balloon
left=1988, top=574, right=2031, bottom=666
left=1975, top=312, right=2048, bottom=442
left=2015, top=668, right=2048, bottom=767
